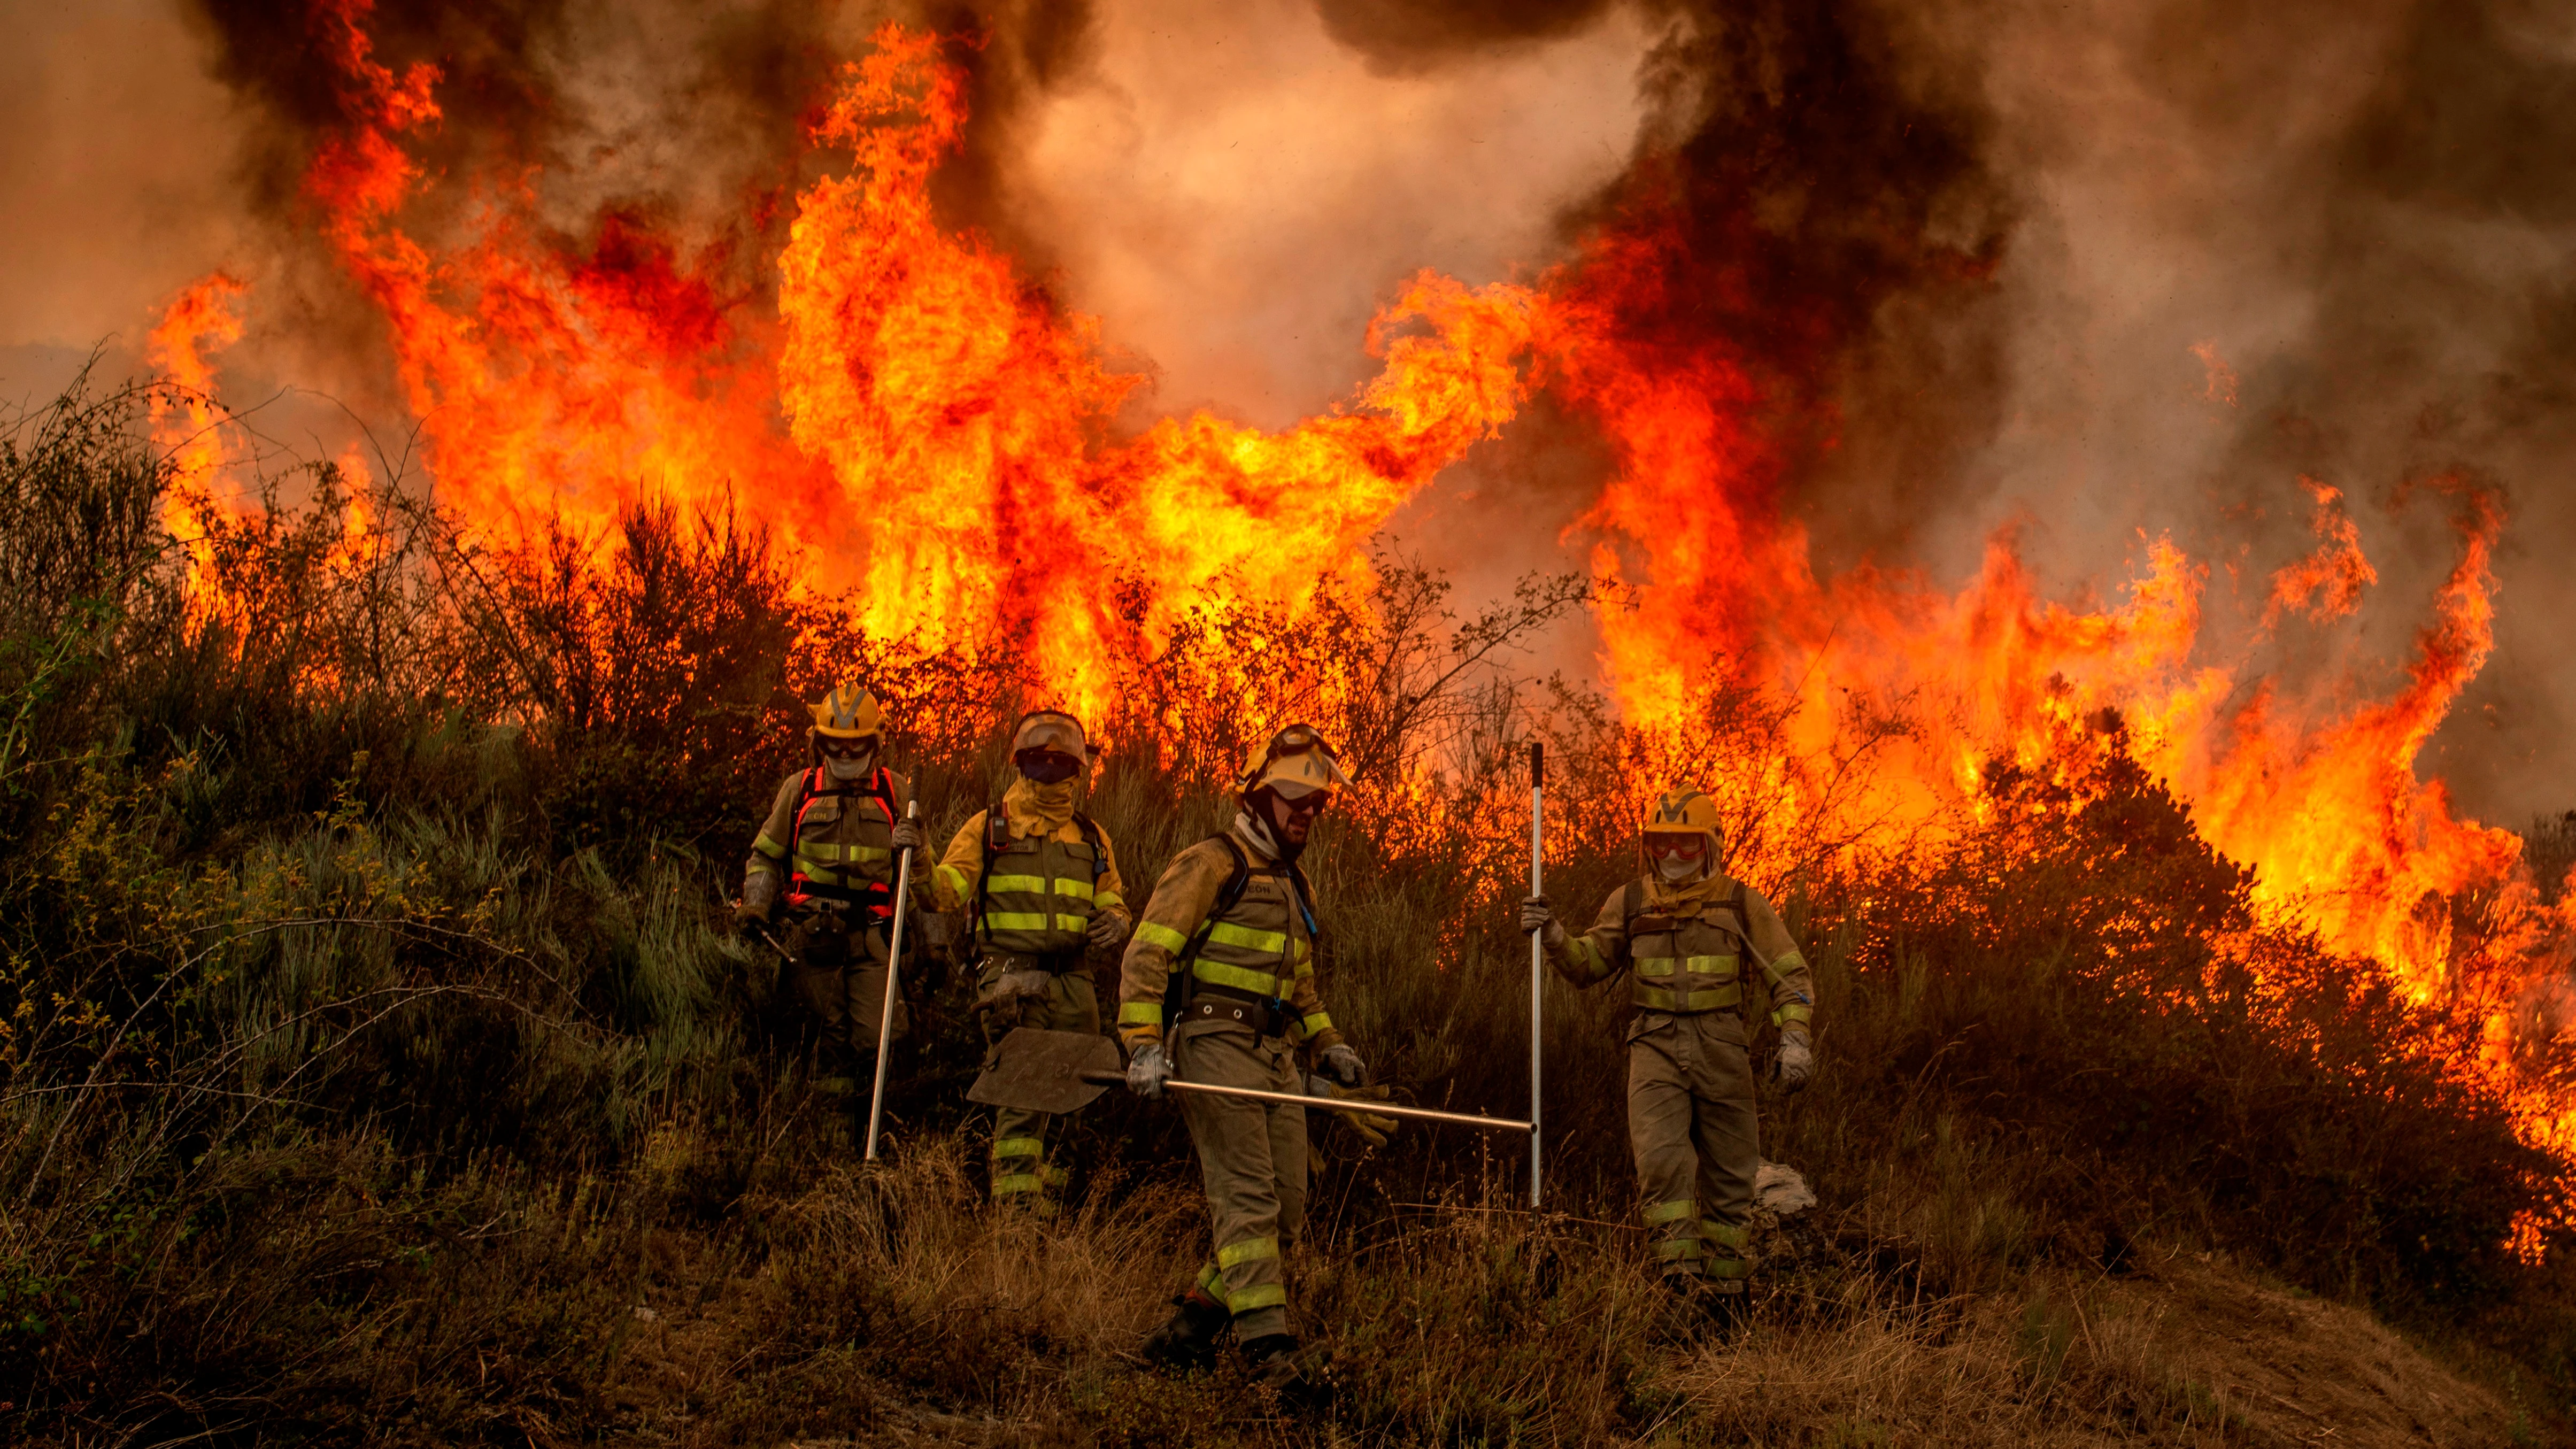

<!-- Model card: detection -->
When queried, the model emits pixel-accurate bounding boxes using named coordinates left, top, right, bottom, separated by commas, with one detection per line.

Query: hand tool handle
left=1078, top=1070, right=1534, bottom=1135
left=1528, top=741, right=1544, bottom=1208
left=865, top=800, right=922, bottom=1162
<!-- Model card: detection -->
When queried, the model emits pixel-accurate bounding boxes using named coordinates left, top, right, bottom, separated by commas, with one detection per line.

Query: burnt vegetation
left=1, top=375, right=2572, bottom=1445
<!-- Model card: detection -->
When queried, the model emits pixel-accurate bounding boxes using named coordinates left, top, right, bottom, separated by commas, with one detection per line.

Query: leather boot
left=1140, top=1292, right=1229, bottom=1370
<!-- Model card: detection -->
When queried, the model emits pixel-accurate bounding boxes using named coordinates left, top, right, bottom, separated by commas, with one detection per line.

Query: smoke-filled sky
left=0, top=0, right=2570, bottom=822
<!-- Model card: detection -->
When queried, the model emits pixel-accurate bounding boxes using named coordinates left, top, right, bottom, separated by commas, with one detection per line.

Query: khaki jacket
left=1549, top=873, right=1815, bottom=1035
left=1113, top=821, right=1344, bottom=1055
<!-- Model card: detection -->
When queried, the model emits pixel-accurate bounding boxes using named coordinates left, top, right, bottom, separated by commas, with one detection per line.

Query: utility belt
left=788, top=876, right=893, bottom=921
left=1184, top=983, right=1291, bottom=1039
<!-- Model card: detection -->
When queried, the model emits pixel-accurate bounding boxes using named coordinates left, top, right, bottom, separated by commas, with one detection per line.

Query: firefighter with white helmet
left=929, top=709, right=1133, bottom=1214
left=737, top=684, right=926, bottom=1133
left=1114, top=724, right=1364, bottom=1403
left=1521, top=788, right=1816, bottom=1321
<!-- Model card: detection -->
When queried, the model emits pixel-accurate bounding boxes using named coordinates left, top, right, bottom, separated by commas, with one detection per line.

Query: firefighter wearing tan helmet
left=1113, top=724, right=1368, bottom=1406
left=929, top=710, right=1133, bottom=1215
left=1521, top=788, right=1816, bottom=1323
left=736, top=684, right=928, bottom=1135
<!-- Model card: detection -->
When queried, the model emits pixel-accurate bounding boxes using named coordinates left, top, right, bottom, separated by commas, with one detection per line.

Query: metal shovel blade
left=968, top=1028, right=1124, bottom=1115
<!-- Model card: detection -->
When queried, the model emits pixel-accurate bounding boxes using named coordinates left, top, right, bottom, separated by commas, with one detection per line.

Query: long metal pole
left=1076, top=1071, right=1533, bottom=1134
left=863, top=800, right=921, bottom=1162
left=1529, top=741, right=1544, bottom=1209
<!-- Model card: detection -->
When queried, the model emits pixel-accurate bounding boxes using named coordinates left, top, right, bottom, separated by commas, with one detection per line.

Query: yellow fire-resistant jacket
left=930, top=796, right=1131, bottom=955
left=1548, top=873, right=1816, bottom=1034
left=746, top=765, right=914, bottom=915
left=1113, top=820, right=1345, bottom=1055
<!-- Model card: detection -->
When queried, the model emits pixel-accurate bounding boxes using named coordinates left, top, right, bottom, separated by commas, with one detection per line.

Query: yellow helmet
left=1642, top=788, right=1723, bottom=857
left=1241, top=723, right=1353, bottom=800
left=808, top=683, right=885, bottom=741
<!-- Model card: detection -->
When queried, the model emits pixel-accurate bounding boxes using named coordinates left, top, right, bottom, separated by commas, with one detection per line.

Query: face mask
left=825, top=747, right=874, bottom=781
left=1655, top=851, right=1703, bottom=883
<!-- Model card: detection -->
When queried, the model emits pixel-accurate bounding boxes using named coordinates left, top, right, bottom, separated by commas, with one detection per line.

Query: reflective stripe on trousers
left=1174, top=1022, right=1306, bottom=1339
left=1626, top=1010, right=1759, bottom=1282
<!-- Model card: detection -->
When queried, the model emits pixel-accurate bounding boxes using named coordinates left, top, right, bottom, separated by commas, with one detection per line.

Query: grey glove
left=1520, top=896, right=1568, bottom=953
left=1773, top=1032, right=1813, bottom=1093
left=1088, top=911, right=1131, bottom=953
left=890, top=818, right=927, bottom=855
left=1127, top=1041, right=1171, bottom=1098
left=1320, top=1043, right=1366, bottom=1088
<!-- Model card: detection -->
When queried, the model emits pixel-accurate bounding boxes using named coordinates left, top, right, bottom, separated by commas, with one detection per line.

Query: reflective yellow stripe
left=1191, top=960, right=1282, bottom=996
left=991, top=1173, right=1047, bottom=1197
left=1294, top=938, right=1312, bottom=962
left=1293, top=958, right=1314, bottom=980
left=1196, top=1263, right=1226, bottom=1297
left=935, top=864, right=969, bottom=900
left=1054, top=914, right=1089, bottom=934
left=1216, top=1236, right=1279, bottom=1268
left=1653, top=1237, right=1705, bottom=1260
left=1299, top=1012, right=1332, bottom=1037
left=984, top=912, right=1051, bottom=932
left=753, top=833, right=787, bottom=859
left=1636, top=957, right=1677, bottom=978
left=1567, top=936, right=1610, bottom=982
left=1642, top=1198, right=1697, bottom=1225
left=1117, top=1001, right=1164, bottom=1026
left=795, top=858, right=842, bottom=884
left=846, top=845, right=892, bottom=864
left=1205, top=921, right=1287, bottom=954
left=1703, top=1255, right=1749, bottom=1279
left=1136, top=921, right=1190, bottom=954
left=1053, top=877, right=1095, bottom=902
left=1774, top=950, right=1810, bottom=974
left=988, top=874, right=1050, bottom=896
left=991, top=1137, right=1045, bottom=1160
left=1702, top=1219, right=1748, bottom=1248
left=1775, top=1003, right=1813, bottom=1025
left=1226, top=1283, right=1287, bottom=1313
left=1684, top=954, right=1738, bottom=977
left=1095, top=891, right=1125, bottom=911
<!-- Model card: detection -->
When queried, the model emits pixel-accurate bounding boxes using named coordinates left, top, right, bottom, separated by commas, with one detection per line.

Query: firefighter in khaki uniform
left=930, top=711, right=1132, bottom=1214
left=1117, top=725, right=1364, bottom=1402
left=1522, top=789, right=1816, bottom=1316
left=735, top=684, right=928, bottom=1130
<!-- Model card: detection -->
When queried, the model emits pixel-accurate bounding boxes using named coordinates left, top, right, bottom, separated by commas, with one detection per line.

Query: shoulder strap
left=973, top=801, right=1006, bottom=939
left=1176, top=834, right=1252, bottom=970
left=1284, top=860, right=1318, bottom=939
left=1075, top=812, right=1107, bottom=881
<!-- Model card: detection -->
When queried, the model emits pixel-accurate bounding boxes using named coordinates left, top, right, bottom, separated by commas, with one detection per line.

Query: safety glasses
left=1643, top=831, right=1707, bottom=858
left=817, top=736, right=877, bottom=760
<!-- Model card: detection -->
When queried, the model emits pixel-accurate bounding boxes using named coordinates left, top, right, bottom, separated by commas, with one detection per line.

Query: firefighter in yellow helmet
left=736, top=684, right=927, bottom=1132
left=928, top=710, right=1132, bottom=1214
left=1115, top=724, right=1362, bottom=1404
left=1520, top=789, right=1816, bottom=1322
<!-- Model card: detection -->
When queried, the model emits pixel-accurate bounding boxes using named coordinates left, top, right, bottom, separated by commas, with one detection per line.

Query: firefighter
left=1520, top=789, right=1816, bottom=1322
left=1116, top=724, right=1364, bottom=1403
left=930, top=710, right=1132, bottom=1214
left=735, top=684, right=926, bottom=1136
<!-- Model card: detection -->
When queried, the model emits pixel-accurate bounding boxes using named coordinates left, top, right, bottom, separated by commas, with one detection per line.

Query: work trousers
left=1627, top=1009, right=1760, bottom=1287
left=784, top=912, right=906, bottom=1079
left=980, top=956, right=1101, bottom=1212
left=1174, top=1022, right=1307, bottom=1342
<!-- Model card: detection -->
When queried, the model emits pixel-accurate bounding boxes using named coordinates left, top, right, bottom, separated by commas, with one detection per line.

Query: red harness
left=785, top=765, right=901, bottom=919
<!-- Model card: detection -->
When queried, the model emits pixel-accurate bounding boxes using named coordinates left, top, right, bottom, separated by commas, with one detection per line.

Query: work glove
left=735, top=872, right=779, bottom=933
left=1126, top=1041, right=1172, bottom=1099
left=1306, top=1075, right=1399, bottom=1150
left=1088, top=911, right=1131, bottom=953
left=1320, top=1043, right=1367, bottom=1088
left=1773, top=1031, right=1813, bottom=1093
left=1520, top=896, right=1568, bottom=954
left=890, top=818, right=927, bottom=855
left=974, top=969, right=1053, bottom=1014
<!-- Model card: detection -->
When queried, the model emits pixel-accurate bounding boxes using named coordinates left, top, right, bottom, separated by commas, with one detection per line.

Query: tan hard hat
left=1242, top=724, right=1353, bottom=800
left=1012, top=710, right=1089, bottom=759
left=809, top=683, right=885, bottom=740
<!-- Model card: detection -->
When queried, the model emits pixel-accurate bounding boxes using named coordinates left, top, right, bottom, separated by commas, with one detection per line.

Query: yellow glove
left=1305, top=1075, right=1399, bottom=1151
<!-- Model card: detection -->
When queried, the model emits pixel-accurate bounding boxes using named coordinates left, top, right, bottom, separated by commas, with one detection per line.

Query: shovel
left=969, top=1028, right=1536, bottom=1135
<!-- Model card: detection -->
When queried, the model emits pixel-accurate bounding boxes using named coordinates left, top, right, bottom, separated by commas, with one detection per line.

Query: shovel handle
left=1076, top=1070, right=1533, bottom=1135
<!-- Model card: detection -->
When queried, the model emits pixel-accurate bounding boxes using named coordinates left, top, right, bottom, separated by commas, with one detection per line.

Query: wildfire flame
left=149, top=12, right=2573, bottom=1190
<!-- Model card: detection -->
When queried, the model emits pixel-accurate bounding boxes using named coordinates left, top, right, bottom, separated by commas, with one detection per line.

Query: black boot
left=1241, top=1332, right=1332, bottom=1412
left=1141, top=1293, right=1229, bottom=1370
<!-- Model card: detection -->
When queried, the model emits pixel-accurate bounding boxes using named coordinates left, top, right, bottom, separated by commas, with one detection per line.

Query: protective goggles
left=1014, top=747, right=1085, bottom=784
left=817, top=734, right=878, bottom=760
left=1642, top=831, right=1708, bottom=857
